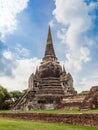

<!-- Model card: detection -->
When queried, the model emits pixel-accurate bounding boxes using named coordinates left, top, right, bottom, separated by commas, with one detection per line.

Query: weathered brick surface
left=0, top=113, right=98, bottom=127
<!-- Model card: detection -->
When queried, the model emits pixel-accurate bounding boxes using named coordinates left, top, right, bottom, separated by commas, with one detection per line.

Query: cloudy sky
left=0, top=0, right=98, bottom=92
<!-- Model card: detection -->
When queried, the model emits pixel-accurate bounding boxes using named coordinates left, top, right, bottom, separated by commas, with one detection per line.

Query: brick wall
left=0, top=113, right=98, bottom=127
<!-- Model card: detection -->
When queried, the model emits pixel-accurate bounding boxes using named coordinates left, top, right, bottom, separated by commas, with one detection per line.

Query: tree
left=0, top=85, right=24, bottom=110
left=10, top=90, right=22, bottom=101
left=0, top=85, right=11, bottom=109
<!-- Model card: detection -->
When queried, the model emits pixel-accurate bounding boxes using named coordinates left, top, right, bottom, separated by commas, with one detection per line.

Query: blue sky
left=0, top=0, right=98, bottom=92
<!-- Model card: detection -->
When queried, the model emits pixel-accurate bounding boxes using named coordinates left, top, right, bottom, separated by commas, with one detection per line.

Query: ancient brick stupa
left=14, top=27, right=77, bottom=110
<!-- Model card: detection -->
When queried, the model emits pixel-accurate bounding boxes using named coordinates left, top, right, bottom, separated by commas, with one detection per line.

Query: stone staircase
left=36, top=77, right=65, bottom=97
left=14, top=77, right=65, bottom=110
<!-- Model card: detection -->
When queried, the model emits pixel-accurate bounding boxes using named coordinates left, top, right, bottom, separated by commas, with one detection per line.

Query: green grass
left=0, top=117, right=97, bottom=130
left=1, top=108, right=98, bottom=114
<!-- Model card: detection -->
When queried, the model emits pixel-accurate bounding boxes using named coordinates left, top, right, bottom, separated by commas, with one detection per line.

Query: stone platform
left=0, top=112, right=98, bottom=127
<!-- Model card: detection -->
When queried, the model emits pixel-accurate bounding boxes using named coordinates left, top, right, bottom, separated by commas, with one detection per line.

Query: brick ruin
left=0, top=113, right=98, bottom=127
left=80, top=86, right=98, bottom=110
left=55, top=86, right=98, bottom=110
left=14, top=27, right=98, bottom=110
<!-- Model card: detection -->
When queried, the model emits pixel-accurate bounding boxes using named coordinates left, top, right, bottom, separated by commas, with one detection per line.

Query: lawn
left=1, top=108, right=98, bottom=114
left=0, top=117, right=98, bottom=130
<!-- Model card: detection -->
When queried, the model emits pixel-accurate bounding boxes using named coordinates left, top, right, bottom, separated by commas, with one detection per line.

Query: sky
left=0, top=0, right=98, bottom=92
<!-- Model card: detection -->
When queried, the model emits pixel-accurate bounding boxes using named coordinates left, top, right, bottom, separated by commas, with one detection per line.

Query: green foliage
left=0, top=85, right=11, bottom=110
left=0, top=118, right=97, bottom=130
left=10, top=90, right=22, bottom=100
left=79, top=91, right=89, bottom=95
left=0, top=85, right=23, bottom=110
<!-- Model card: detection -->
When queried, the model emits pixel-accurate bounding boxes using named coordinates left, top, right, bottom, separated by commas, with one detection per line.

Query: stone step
left=40, top=86, right=62, bottom=89
left=38, top=89, right=64, bottom=92
left=41, top=80, right=60, bottom=82
left=40, top=86, right=63, bottom=90
left=36, top=94, right=64, bottom=97
left=39, top=84, right=61, bottom=86
left=37, top=90, right=64, bottom=95
left=39, top=87, right=63, bottom=91
left=42, top=77, right=60, bottom=79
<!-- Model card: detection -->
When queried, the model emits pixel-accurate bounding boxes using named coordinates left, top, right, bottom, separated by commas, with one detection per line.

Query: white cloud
left=52, top=0, right=98, bottom=91
left=79, top=76, right=98, bottom=92
left=80, top=47, right=90, bottom=62
left=53, top=0, right=97, bottom=72
left=3, top=50, right=13, bottom=60
left=0, top=41, right=40, bottom=91
left=49, top=20, right=54, bottom=27
left=0, top=58, right=41, bottom=91
left=14, top=44, right=31, bottom=59
left=0, top=0, right=29, bottom=40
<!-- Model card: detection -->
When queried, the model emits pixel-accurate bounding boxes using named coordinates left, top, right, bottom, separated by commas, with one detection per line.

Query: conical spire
left=35, top=66, right=38, bottom=74
left=63, top=65, right=66, bottom=74
left=44, top=26, right=56, bottom=58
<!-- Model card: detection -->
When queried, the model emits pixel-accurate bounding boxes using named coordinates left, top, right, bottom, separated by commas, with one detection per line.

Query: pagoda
left=14, top=27, right=77, bottom=110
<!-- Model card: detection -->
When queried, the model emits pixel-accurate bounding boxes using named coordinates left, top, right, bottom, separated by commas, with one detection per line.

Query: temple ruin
left=14, top=27, right=77, bottom=110
left=14, top=27, right=98, bottom=110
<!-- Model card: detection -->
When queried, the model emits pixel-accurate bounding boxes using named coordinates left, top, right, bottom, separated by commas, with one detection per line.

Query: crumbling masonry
left=14, top=27, right=98, bottom=110
left=14, top=27, right=77, bottom=110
